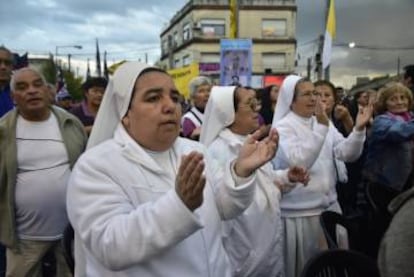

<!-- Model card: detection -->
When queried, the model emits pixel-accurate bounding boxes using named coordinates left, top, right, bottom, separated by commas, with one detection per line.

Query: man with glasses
left=70, top=77, right=108, bottom=135
left=0, top=46, right=14, bottom=118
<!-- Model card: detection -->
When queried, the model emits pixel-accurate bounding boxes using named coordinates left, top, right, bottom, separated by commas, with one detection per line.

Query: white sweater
left=208, top=129, right=287, bottom=277
left=67, top=125, right=256, bottom=277
left=273, top=111, right=365, bottom=217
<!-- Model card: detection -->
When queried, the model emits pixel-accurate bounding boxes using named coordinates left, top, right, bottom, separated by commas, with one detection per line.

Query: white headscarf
left=271, top=75, right=303, bottom=127
left=199, top=86, right=237, bottom=147
left=87, top=62, right=151, bottom=149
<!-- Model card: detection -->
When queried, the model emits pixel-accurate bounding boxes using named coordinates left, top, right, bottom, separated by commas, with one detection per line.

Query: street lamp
left=55, top=45, right=82, bottom=68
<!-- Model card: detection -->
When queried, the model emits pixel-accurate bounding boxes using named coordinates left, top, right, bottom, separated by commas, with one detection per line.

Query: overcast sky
left=1, top=0, right=413, bottom=88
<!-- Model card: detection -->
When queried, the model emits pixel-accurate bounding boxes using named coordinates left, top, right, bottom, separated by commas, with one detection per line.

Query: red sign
left=263, top=75, right=286, bottom=87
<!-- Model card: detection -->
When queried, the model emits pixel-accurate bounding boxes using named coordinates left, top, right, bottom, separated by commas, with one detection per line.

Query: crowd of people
left=1, top=43, right=414, bottom=277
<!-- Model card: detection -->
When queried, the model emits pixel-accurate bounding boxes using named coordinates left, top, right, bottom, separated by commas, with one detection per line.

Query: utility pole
left=324, top=63, right=330, bottom=81
left=307, top=57, right=312, bottom=79
left=323, top=0, right=331, bottom=80
left=67, top=54, right=71, bottom=72
left=397, top=56, right=401, bottom=77
left=316, top=35, right=324, bottom=80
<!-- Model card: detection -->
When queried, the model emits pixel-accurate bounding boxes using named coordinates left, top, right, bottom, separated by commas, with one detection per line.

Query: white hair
left=10, top=67, right=47, bottom=91
left=188, top=76, right=212, bottom=99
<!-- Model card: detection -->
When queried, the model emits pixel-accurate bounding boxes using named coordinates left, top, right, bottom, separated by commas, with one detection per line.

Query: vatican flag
left=322, top=0, right=336, bottom=69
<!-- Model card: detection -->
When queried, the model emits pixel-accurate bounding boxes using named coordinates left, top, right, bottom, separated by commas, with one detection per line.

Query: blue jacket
left=363, top=113, right=414, bottom=191
left=0, top=86, right=13, bottom=118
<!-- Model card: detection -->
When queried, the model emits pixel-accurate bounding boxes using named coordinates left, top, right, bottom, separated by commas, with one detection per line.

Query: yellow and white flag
left=229, top=0, right=237, bottom=39
left=322, top=0, right=336, bottom=69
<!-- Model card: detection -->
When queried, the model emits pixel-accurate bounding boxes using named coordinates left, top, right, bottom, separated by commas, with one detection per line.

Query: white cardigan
left=67, top=125, right=256, bottom=277
left=273, top=111, right=365, bottom=217
left=207, top=129, right=287, bottom=277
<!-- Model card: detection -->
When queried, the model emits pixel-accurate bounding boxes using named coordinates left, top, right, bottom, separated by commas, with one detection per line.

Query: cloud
left=296, top=0, right=414, bottom=87
left=1, top=0, right=413, bottom=87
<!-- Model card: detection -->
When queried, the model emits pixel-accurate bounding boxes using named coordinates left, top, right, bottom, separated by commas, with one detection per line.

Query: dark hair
left=354, top=90, right=367, bottom=100
left=127, top=67, right=169, bottom=111
left=258, top=85, right=277, bottom=124
left=233, top=86, right=242, bottom=112
left=314, top=80, right=338, bottom=103
left=82, top=77, right=108, bottom=92
left=404, top=65, right=414, bottom=80
left=0, top=45, right=12, bottom=56
left=292, top=77, right=310, bottom=102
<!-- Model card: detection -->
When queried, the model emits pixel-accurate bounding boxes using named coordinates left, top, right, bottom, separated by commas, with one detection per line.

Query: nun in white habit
left=271, top=75, right=372, bottom=277
left=66, top=62, right=279, bottom=277
left=200, top=86, right=309, bottom=277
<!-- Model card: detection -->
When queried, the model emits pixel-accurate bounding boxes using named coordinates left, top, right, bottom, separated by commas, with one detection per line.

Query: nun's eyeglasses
left=241, top=98, right=259, bottom=111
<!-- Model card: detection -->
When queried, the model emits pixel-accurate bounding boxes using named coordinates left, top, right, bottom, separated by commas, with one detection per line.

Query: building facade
left=159, top=0, right=297, bottom=83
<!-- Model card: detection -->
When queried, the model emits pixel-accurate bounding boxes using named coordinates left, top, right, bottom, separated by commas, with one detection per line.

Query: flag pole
left=324, top=0, right=331, bottom=80
left=322, top=0, right=336, bottom=80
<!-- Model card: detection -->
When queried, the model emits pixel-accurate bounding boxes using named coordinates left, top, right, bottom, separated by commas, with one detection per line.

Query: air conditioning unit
left=193, top=22, right=202, bottom=30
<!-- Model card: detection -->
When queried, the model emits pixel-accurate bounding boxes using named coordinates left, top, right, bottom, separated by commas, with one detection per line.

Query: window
left=262, top=53, right=286, bottom=70
left=183, top=23, right=191, bottom=41
left=183, top=55, right=191, bottom=66
left=174, top=58, right=181, bottom=68
left=262, top=19, right=287, bottom=38
left=200, top=19, right=225, bottom=37
left=173, top=31, right=179, bottom=47
left=200, top=52, right=220, bottom=63
left=162, top=39, right=168, bottom=54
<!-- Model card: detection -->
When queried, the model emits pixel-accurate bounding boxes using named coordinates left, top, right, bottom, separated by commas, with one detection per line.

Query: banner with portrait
left=220, top=39, right=252, bottom=86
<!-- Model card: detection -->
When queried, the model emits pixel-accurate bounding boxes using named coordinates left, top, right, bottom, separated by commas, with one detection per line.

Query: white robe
left=67, top=124, right=256, bottom=277
left=272, top=111, right=365, bottom=277
left=208, top=129, right=288, bottom=277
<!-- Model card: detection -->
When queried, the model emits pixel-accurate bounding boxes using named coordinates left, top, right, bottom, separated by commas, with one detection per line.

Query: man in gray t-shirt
left=0, top=67, right=86, bottom=277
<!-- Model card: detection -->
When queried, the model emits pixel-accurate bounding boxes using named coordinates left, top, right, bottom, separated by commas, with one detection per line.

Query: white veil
left=271, top=75, right=303, bottom=127
left=87, top=62, right=150, bottom=149
left=199, top=86, right=237, bottom=147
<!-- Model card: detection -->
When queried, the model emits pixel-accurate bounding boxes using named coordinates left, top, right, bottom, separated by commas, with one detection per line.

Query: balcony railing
left=164, top=0, right=295, bottom=32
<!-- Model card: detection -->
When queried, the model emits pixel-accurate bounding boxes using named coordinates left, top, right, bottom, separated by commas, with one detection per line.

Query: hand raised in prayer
left=355, top=104, right=373, bottom=131
left=315, top=97, right=330, bottom=126
left=287, top=166, right=310, bottom=185
left=176, top=151, right=206, bottom=211
left=333, top=105, right=351, bottom=121
left=234, top=128, right=279, bottom=177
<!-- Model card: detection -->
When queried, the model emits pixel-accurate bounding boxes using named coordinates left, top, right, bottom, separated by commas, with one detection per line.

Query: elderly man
left=271, top=75, right=373, bottom=277
left=181, top=76, right=212, bottom=140
left=67, top=62, right=278, bottom=276
left=0, top=67, right=87, bottom=276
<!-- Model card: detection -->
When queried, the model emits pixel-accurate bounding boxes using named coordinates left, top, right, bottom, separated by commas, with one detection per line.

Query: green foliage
left=41, top=57, right=57, bottom=84
left=40, top=56, right=84, bottom=101
left=63, top=70, right=83, bottom=100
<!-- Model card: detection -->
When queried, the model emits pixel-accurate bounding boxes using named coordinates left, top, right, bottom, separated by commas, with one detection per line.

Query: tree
left=41, top=55, right=57, bottom=85
left=40, top=55, right=84, bottom=101
left=63, top=70, right=83, bottom=100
